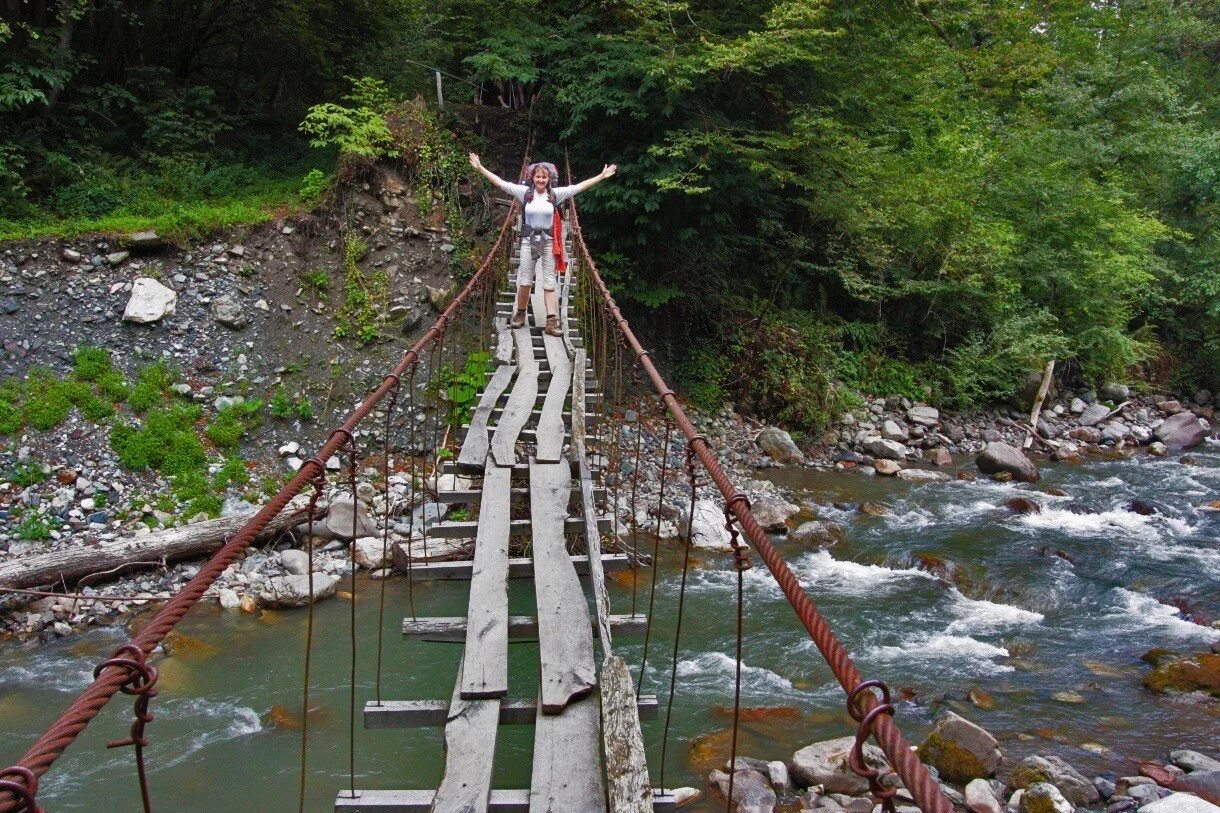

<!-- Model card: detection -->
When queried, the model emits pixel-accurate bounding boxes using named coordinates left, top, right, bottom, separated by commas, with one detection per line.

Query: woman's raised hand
left=601, top=163, right=617, bottom=179
left=469, top=153, right=481, bottom=169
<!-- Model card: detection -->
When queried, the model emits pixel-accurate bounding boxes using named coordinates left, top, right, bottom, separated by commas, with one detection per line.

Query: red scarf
left=552, top=209, right=567, bottom=274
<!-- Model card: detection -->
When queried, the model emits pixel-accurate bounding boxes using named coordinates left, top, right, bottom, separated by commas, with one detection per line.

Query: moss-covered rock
left=1143, top=652, right=1220, bottom=697
left=918, top=711, right=1001, bottom=784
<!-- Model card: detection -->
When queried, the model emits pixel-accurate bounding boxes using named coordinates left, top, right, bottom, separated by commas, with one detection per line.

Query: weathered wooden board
left=569, top=350, right=612, bottom=653
left=599, top=656, right=653, bottom=813
left=529, top=691, right=606, bottom=813
left=461, top=461, right=511, bottom=699
left=494, top=317, right=514, bottom=365
left=402, top=614, right=647, bottom=640
left=421, top=516, right=611, bottom=539
left=536, top=332, right=572, bottom=463
left=491, top=329, right=538, bottom=467
left=531, top=285, right=547, bottom=329
left=529, top=460, right=596, bottom=713
left=334, top=789, right=677, bottom=812
left=433, top=661, right=500, bottom=813
left=363, top=695, right=657, bottom=728
left=458, top=365, right=516, bottom=468
left=401, top=554, right=631, bottom=580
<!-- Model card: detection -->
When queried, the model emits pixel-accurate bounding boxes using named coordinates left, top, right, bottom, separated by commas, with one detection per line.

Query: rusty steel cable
left=657, top=443, right=699, bottom=794
left=627, top=361, right=643, bottom=617
left=564, top=148, right=953, bottom=813
left=0, top=143, right=532, bottom=813
left=344, top=433, right=359, bottom=801
left=722, top=496, right=753, bottom=812
left=406, top=365, right=418, bottom=619
left=94, top=643, right=158, bottom=813
left=636, top=415, right=672, bottom=694
left=374, top=372, right=403, bottom=704
left=298, top=466, right=327, bottom=813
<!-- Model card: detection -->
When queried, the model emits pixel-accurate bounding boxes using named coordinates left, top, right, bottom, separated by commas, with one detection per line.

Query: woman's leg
left=512, top=238, right=535, bottom=327
left=540, top=247, right=561, bottom=336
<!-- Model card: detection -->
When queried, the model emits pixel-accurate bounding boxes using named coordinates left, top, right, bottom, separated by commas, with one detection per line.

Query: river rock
left=1019, top=783, right=1072, bottom=813
left=280, top=549, right=310, bottom=576
left=427, top=283, right=456, bottom=312
left=931, top=447, right=953, bottom=466
left=967, top=778, right=1005, bottom=813
left=1149, top=442, right=1169, bottom=456
left=792, top=736, right=888, bottom=795
left=1005, top=497, right=1041, bottom=515
left=882, top=420, right=909, bottom=441
left=126, top=230, right=163, bottom=249
left=1171, top=751, right=1220, bottom=774
left=752, top=495, right=800, bottom=532
left=1143, top=652, right=1220, bottom=697
left=211, top=292, right=251, bottom=329
left=919, top=710, right=1001, bottom=783
left=672, top=787, right=702, bottom=808
left=790, top=520, right=844, bottom=547
left=975, top=443, right=1039, bottom=483
left=122, top=277, right=178, bottom=323
left=323, top=496, right=379, bottom=539
left=218, top=588, right=241, bottom=609
left=353, top=537, right=390, bottom=569
left=757, top=427, right=805, bottom=465
left=709, top=767, right=776, bottom=812
left=874, top=459, right=902, bottom=476
left=1140, top=794, right=1220, bottom=813
left=685, top=498, right=733, bottom=550
left=897, top=468, right=949, bottom=482
left=1011, top=755, right=1100, bottom=806
left=1100, top=383, right=1130, bottom=402
left=1078, top=404, right=1111, bottom=426
left=907, top=406, right=940, bottom=426
left=866, top=437, right=908, bottom=460
left=257, top=573, right=339, bottom=608
left=1154, top=412, right=1208, bottom=449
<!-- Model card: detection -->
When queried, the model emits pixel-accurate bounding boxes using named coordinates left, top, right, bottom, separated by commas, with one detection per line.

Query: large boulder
left=322, top=496, right=379, bottom=540
left=882, top=420, right=909, bottom=442
left=279, top=549, right=310, bottom=576
left=1143, top=652, right=1220, bottom=697
left=865, top=437, right=908, bottom=460
left=1078, top=404, right=1111, bottom=427
left=1009, top=755, right=1099, bottom=806
left=789, top=520, right=844, bottom=547
left=1170, top=751, right=1220, bottom=774
left=1154, top=412, right=1209, bottom=450
left=751, top=495, right=800, bottom=533
left=257, top=573, right=339, bottom=608
left=708, top=767, right=776, bottom=813
left=757, top=427, right=805, bottom=465
left=1141, top=794, right=1220, bottom=813
left=353, top=537, right=391, bottom=569
left=896, top=468, right=949, bottom=483
left=965, top=778, right=1004, bottom=813
left=684, top=499, right=732, bottom=550
left=122, top=277, right=177, bottom=323
left=791, top=736, right=889, bottom=795
left=907, top=406, right=940, bottom=426
left=975, top=443, right=1039, bottom=483
left=918, top=711, right=1001, bottom=784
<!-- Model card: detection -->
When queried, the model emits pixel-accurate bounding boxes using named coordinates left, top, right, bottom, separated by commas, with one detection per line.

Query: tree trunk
left=0, top=497, right=314, bottom=591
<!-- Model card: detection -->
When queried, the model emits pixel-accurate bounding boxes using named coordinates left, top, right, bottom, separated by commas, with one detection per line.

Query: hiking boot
left=544, top=314, right=562, bottom=337
left=509, top=309, right=527, bottom=329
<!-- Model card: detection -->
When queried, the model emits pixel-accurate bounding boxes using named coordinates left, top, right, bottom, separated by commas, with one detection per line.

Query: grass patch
left=269, top=387, right=315, bottom=421
left=333, top=234, right=388, bottom=345
left=110, top=402, right=207, bottom=475
left=204, top=399, right=263, bottom=449
left=128, top=361, right=175, bottom=413
left=7, top=460, right=48, bottom=487
left=15, top=513, right=58, bottom=540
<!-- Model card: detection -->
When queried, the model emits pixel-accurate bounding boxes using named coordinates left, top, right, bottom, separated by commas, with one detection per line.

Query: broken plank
left=334, top=790, right=677, bottom=812
left=491, top=328, right=539, bottom=467
left=494, top=317, right=513, bottom=365
left=363, top=694, right=657, bottom=728
left=530, top=460, right=596, bottom=714
left=400, top=553, right=630, bottom=580
left=458, top=365, right=516, bottom=469
left=426, top=516, right=611, bottom=539
left=402, top=613, right=647, bottom=640
left=600, top=656, right=653, bottom=813
left=529, top=691, right=606, bottom=812
left=536, top=331, right=572, bottom=463
left=461, top=460, right=511, bottom=699
left=433, top=660, right=500, bottom=813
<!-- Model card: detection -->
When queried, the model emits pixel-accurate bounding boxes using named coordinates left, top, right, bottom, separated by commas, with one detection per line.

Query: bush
left=73, top=345, right=113, bottom=381
left=22, top=368, right=74, bottom=430
left=0, top=380, right=22, bottom=435
left=299, top=76, right=399, bottom=159
left=128, top=361, right=174, bottom=412
left=15, top=513, right=56, bottom=540
left=205, top=399, right=262, bottom=448
left=110, top=403, right=206, bottom=475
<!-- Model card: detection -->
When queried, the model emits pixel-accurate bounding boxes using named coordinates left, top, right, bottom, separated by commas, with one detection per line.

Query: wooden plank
left=400, top=553, right=631, bottom=580
left=334, top=790, right=676, bottom=812
left=491, top=329, right=538, bottom=467
left=600, top=656, right=653, bottom=813
left=425, top=516, right=611, bottom=539
left=437, top=486, right=606, bottom=505
left=529, top=691, right=606, bottom=812
left=363, top=695, right=657, bottom=728
left=458, top=365, right=516, bottom=469
left=530, top=284, right=547, bottom=329
left=461, top=460, right=511, bottom=699
left=494, top=317, right=513, bottom=365
left=402, top=613, right=647, bottom=640
left=433, top=662, right=500, bottom=813
left=570, top=349, right=611, bottom=653
left=536, top=331, right=573, bottom=463
left=530, top=460, right=597, bottom=713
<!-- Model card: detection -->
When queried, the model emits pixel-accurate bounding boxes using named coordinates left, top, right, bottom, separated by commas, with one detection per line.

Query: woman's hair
left=524, top=162, right=558, bottom=205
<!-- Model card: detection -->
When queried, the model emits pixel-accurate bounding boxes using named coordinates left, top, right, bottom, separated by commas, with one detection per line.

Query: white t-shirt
left=498, top=181, right=577, bottom=231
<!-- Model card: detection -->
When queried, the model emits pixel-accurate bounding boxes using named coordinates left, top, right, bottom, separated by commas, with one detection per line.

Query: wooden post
left=435, top=69, right=444, bottom=109
left=1029, top=360, right=1056, bottom=432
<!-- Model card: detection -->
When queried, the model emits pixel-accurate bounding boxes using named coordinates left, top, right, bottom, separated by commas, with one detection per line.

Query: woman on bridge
left=469, top=153, right=616, bottom=335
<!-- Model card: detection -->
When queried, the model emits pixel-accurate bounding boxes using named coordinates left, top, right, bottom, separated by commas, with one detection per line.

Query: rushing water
left=1, top=444, right=1218, bottom=810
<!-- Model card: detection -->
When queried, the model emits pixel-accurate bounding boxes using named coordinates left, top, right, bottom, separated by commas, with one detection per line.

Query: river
left=1, top=445, right=1217, bottom=810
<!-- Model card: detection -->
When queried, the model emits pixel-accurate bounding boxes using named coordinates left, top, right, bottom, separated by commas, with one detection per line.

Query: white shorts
left=516, top=236, right=557, bottom=291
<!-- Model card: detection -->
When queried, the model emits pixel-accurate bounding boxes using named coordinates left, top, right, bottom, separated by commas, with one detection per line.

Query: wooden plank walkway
left=344, top=209, right=657, bottom=813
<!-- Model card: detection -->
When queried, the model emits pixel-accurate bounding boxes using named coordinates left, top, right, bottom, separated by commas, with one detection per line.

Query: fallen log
left=0, top=496, right=315, bottom=591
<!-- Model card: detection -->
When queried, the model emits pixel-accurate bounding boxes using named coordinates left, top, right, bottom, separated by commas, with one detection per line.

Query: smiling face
left=532, top=166, right=550, bottom=192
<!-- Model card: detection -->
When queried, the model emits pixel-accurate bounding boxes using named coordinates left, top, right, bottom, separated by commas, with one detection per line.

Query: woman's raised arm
left=469, top=153, right=511, bottom=189
left=568, top=163, right=617, bottom=195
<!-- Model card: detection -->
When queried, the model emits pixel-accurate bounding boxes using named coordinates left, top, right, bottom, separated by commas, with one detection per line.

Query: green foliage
left=303, top=269, right=329, bottom=292
left=213, top=456, right=251, bottom=489
left=22, top=368, right=76, bottom=430
left=204, top=399, right=263, bottom=449
left=269, top=388, right=293, bottom=419
left=110, top=403, right=206, bottom=475
left=936, top=315, right=1071, bottom=409
left=300, top=76, right=399, bottom=159
left=334, top=234, right=388, bottom=344
left=0, top=380, right=24, bottom=435
left=674, top=346, right=728, bottom=412
left=7, top=460, right=48, bottom=488
left=435, top=350, right=493, bottom=428
left=299, top=168, right=332, bottom=205
left=128, top=361, right=174, bottom=413
left=73, top=346, right=113, bottom=381
left=15, top=513, right=57, bottom=541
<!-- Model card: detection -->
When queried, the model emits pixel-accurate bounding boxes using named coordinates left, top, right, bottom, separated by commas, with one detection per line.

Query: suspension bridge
left=0, top=148, right=954, bottom=813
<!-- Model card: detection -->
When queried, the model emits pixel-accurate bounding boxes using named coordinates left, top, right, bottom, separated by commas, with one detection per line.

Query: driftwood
left=0, top=497, right=313, bottom=591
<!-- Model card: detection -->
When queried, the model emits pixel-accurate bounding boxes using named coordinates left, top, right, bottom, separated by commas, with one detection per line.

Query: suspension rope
left=344, top=433, right=359, bottom=800
left=374, top=374, right=402, bottom=704
left=627, top=359, right=643, bottom=617
left=637, top=414, right=672, bottom=693
left=298, top=467, right=327, bottom=813
left=723, top=495, right=753, bottom=811
left=406, top=365, right=418, bottom=619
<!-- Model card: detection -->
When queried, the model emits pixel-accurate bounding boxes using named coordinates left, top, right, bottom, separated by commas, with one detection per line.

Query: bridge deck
left=342, top=248, right=657, bottom=811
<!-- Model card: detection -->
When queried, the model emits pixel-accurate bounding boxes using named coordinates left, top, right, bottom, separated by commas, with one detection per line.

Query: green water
left=3, top=448, right=1220, bottom=810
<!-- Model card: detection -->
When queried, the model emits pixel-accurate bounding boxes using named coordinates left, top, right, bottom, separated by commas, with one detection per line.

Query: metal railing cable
left=563, top=148, right=953, bottom=813
left=0, top=140, right=532, bottom=813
